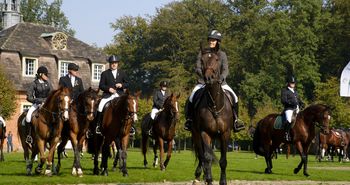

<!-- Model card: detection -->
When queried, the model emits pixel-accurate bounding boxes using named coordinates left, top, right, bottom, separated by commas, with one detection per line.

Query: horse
left=141, top=93, right=180, bottom=170
left=0, top=126, right=5, bottom=161
left=56, top=87, right=99, bottom=176
left=18, top=87, right=72, bottom=176
left=87, top=91, right=140, bottom=176
left=253, top=104, right=331, bottom=176
left=190, top=48, right=234, bottom=185
left=319, top=128, right=349, bottom=162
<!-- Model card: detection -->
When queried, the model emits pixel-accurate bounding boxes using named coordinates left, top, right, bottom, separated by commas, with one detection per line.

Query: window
left=21, top=103, right=32, bottom=113
left=58, top=60, right=70, bottom=77
left=22, top=57, right=38, bottom=77
left=92, top=63, right=105, bottom=82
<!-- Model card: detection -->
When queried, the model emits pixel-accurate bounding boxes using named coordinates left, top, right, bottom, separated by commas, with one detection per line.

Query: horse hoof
left=71, top=168, right=77, bottom=176
left=123, top=173, right=128, bottom=177
left=77, top=168, right=83, bottom=177
left=264, top=168, right=272, bottom=174
left=35, top=167, right=42, bottom=174
left=101, top=169, right=108, bottom=176
left=294, top=168, right=300, bottom=174
left=93, top=168, right=99, bottom=175
left=45, top=169, right=53, bottom=176
left=304, top=172, right=310, bottom=177
left=192, top=179, right=200, bottom=185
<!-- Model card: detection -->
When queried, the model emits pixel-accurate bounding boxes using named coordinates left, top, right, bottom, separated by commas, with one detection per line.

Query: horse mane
left=43, top=88, right=63, bottom=105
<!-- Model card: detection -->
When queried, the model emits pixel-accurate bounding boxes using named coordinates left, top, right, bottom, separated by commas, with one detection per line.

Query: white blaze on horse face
left=132, top=99, right=138, bottom=122
left=63, top=96, right=69, bottom=119
left=175, top=101, right=179, bottom=112
left=328, top=115, right=331, bottom=120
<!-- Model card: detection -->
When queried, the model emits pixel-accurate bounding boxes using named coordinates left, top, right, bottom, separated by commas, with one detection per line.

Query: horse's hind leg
left=56, top=137, right=68, bottom=174
left=152, top=140, right=158, bottom=168
left=194, top=159, right=202, bottom=182
left=294, top=141, right=305, bottom=175
left=163, top=140, right=173, bottom=169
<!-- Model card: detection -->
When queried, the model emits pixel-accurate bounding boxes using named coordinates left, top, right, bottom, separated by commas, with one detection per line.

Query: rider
left=281, top=75, right=304, bottom=142
left=58, top=63, right=84, bottom=100
left=95, top=55, right=130, bottom=134
left=25, top=66, right=53, bottom=142
left=149, top=81, right=169, bottom=135
left=184, top=29, right=245, bottom=132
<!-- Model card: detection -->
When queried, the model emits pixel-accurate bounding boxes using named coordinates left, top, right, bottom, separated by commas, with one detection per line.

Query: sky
left=60, top=0, right=176, bottom=47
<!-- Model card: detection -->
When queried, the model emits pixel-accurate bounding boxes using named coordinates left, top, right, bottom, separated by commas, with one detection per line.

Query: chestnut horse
left=191, top=48, right=234, bottom=185
left=18, top=87, right=72, bottom=176
left=253, top=104, right=331, bottom=176
left=56, top=87, right=99, bottom=176
left=87, top=91, right=140, bottom=176
left=319, top=128, right=349, bottom=162
left=141, top=93, right=180, bottom=170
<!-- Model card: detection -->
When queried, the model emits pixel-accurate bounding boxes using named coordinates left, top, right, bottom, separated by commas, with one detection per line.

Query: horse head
left=82, top=87, right=100, bottom=121
left=200, top=48, right=220, bottom=85
left=57, top=87, right=72, bottom=121
left=163, top=93, right=180, bottom=120
left=305, top=104, right=331, bottom=134
left=126, top=91, right=141, bottom=123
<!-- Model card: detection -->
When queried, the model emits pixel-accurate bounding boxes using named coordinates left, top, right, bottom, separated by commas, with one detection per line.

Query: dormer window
left=41, top=32, right=68, bottom=50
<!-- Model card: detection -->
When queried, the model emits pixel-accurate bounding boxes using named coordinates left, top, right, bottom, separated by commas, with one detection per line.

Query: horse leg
left=113, top=138, right=121, bottom=171
left=142, top=133, right=149, bottom=168
left=294, top=141, right=304, bottom=174
left=201, top=132, right=213, bottom=185
left=75, top=137, right=85, bottom=177
left=35, top=139, right=46, bottom=175
left=163, top=140, right=173, bottom=169
left=100, top=143, right=110, bottom=176
left=70, top=133, right=82, bottom=177
left=120, top=136, right=129, bottom=177
left=158, top=138, right=166, bottom=171
left=0, top=140, right=4, bottom=161
left=56, top=136, right=68, bottom=174
left=194, top=158, right=202, bottom=182
left=219, top=135, right=228, bottom=185
left=45, top=137, right=60, bottom=176
left=93, top=149, right=99, bottom=175
left=152, top=140, right=158, bottom=168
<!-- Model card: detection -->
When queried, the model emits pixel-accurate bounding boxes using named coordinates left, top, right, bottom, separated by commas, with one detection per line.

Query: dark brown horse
left=87, top=91, right=140, bottom=176
left=141, top=93, right=180, bottom=170
left=191, top=48, right=234, bottom=185
left=18, top=87, right=72, bottom=176
left=319, top=128, right=348, bottom=162
left=253, top=104, right=331, bottom=176
left=0, top=126, right=5, bottom=161
left=56, top=87, right=99, bottom=176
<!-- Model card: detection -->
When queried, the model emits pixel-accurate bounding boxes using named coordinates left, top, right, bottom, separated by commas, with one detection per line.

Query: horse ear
left=134, top=90, right=142, bottom=99
left=176, top=93, right=180, bottom=99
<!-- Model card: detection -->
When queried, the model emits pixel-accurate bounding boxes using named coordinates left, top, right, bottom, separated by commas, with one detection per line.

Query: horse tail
left=253, top=120, right=265, bottom=156
left=141, top=114, right=151, bottom=156
left=192, top=131, right=217, bottom=164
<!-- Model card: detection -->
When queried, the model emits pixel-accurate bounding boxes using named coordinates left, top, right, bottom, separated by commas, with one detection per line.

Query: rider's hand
left=109, top=88, right=116, bottom=94
left=115, top=83, right=122, bottom=88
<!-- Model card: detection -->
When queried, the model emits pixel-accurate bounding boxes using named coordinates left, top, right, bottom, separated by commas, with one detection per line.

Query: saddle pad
left=332, top=130, right=342, bottom=138
left=274, top=116, right=284, bottom=130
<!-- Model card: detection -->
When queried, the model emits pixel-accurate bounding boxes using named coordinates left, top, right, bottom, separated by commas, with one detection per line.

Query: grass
left=0, top=149, right=350, bottom=184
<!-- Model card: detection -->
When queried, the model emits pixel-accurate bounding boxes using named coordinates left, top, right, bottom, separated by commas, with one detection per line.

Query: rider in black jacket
left=281, top=76, right=304, bottom=141
left=58, top=63, right=84, bottom=100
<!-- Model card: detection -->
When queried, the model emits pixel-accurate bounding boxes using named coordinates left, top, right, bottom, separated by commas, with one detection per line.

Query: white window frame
left=22, top=57, right=38, bottom=77
left=21, top=102, right=32, bottom=113
left=92, top=63, right=105, bottom=82
left=58, top=60, right=71, bottom=78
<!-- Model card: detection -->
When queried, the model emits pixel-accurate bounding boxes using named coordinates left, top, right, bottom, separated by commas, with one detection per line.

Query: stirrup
left=25, top=135, right=33, bottom=144
left=130, top=127, right=135, bottom=136
left=148, top=129, right=153, bottom=137
left=95, top=126, right=102, bottom=135
left=184, top=119, right=192, bottom=131
left=86, top=130, right=92, bottom=139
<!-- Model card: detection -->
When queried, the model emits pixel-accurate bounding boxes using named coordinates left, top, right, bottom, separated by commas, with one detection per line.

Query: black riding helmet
left=208, top=30, right=222, bottom=42
left=287, top=76, right=296, bottom=83
left=68, top=63, right=79, bottom=71
left=37, top=66, right=48, bottom=74
left=107, top=55, right=120, bottom=63
left=160, top=81, right=168, bottom=87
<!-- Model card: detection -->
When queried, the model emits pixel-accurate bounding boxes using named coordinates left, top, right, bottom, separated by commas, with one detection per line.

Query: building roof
left=0, top=22, right=106, bottom=62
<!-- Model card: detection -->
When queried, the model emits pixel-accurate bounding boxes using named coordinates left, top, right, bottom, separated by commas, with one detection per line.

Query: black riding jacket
left=152, top=90, right=168, bottom=109
left=27, top=79, right=53, bottom=104
left=281, top=87, right=304, bottom=110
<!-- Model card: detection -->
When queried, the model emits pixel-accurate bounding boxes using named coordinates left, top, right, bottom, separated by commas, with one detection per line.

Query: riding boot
left=148, top=119, right=154, bottom=137
left=284, top=121, right=292, bottom=142
left=184, top=99, right=193, bottom=131
left=95, top=112, right=102, bottom=135
left=2, top=126, right=6, bottom=138
left=233, top=103, right=245, bottom=132
left=25, top=121, right=33, bottom=144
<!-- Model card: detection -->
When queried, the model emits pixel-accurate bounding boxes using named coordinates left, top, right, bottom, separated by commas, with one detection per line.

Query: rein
left=206, top=83, right=225, bottom=118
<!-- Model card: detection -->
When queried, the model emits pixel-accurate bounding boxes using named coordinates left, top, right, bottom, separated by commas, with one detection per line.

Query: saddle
left=193, top=88, right=234, bottom=109
left=273, top=114, right=296, bottom=130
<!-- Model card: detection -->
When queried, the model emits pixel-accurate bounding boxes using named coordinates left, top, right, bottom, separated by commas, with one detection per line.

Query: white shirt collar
left=288, top=87, right=295, bottom=93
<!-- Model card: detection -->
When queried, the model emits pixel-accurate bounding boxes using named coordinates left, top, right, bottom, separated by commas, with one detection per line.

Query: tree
left=20, top=0, right=74, bottom=35
left=0, top=69, right=17, bottom=119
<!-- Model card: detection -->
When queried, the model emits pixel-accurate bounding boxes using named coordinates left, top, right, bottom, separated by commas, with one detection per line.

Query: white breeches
left=189, top=84, right=238, bottom=103
left=98, top=93, right=119, bottom=112
left=26, top=104, right=40, bottom=123
left=150, top=108, right=160, bottom=120
left=284, top=107, right=299, bottom=123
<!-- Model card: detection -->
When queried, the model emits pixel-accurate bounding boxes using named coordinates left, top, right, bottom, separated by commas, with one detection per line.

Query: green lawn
left=0, top=149, right=349, bottom=184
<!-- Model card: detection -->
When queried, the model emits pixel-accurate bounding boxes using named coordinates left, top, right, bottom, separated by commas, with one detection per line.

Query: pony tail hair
left=253, top=121, right=265, bottom=156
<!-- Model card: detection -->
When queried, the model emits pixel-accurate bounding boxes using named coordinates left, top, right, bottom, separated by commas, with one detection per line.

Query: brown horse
left=253, top=104, right=331, bottom=176
left=87, top=91, right=140, bottom=176
left=56, top=87, right=99, bottom=176
left=319, top=128, right=348, bottom=162
left=0, top=126, right=5, bottom=161
left=141, top=93, right=180, bottom=170
left=18, top=87, right=72, bottom=176
left=191, top=48, right=234, bottom=185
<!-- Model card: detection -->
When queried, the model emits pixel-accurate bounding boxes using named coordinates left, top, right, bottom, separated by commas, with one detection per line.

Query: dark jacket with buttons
left=152, top=90, right=168, bottom=109
left=99, top=69, right=128, bottom=98
left=195, top=49, right=229, bottom=85
left=26, top=79, right=53, bottom=104
left=59, top=75, right=84, bottom=100
left=281, top=87, right=304, bottom=110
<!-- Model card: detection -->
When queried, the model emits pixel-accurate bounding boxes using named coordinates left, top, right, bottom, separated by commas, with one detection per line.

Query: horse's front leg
left=158, top=138, right=165, bottom=171
left=293, top=141, right=304, bottom=175
left=45, top=136, right=60, bottom=176
left=163, top=140, right=173, bottom=169
left=120, top=135, right=130, bottom=177
left=35, top=138, right=46, bottom=175
left=56, top=136, right=68, bottom=174
left=70, top=133, right=83, bottom=177
left=100, top=143, right=110, bottom=176
left=152, top=139, right=158, bottom=168
left=201, top=131, right=213, bottom=185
